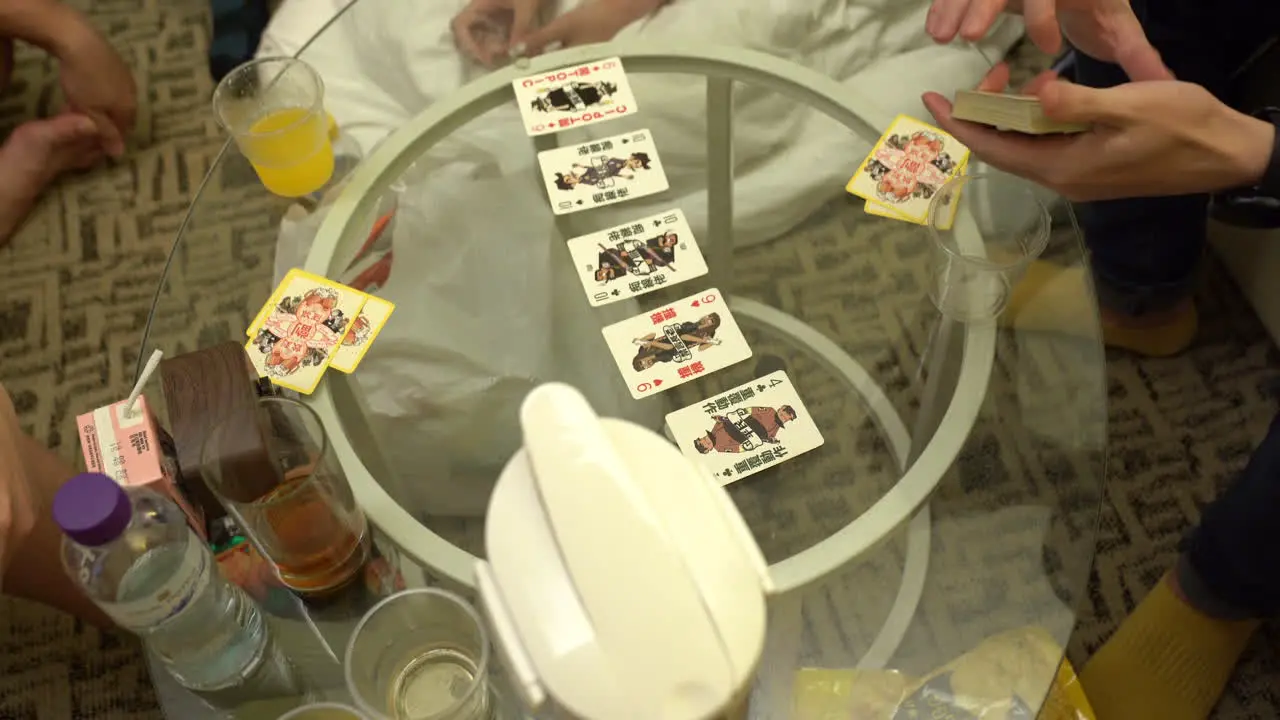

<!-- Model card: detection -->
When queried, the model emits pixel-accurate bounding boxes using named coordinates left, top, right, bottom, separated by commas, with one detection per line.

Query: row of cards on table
left=518, top=57, right=823, bottom=484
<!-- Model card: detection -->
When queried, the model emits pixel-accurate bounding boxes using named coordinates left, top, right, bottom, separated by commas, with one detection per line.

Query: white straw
left=124, top=349, right=164, bottom=417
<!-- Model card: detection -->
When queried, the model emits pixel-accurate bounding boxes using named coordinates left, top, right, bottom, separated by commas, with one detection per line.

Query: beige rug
left=0, top=1, right=1276, bottom=717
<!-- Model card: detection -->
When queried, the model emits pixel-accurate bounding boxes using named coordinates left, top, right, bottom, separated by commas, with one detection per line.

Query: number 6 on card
left=599, top=288, right=752, bottom=399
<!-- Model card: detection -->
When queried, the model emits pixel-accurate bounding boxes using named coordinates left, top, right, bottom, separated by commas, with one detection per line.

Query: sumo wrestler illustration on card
left=537, top=129, right=669, bottom=214
left=665, top=370, right=824, bottom=485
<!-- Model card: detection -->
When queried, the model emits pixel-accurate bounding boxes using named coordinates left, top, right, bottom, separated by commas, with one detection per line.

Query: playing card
left=863, top=164, right=965, bottom=230
left=845, top=115, right=969, bottom=225
left=567, top=208, right=708, bottom=307
left=329, top=295, right=395, bottom=374
left=600, top=288, right=751, bottom=399
left=243, top=270, right=368, bottom=394
left=512, top=57, right=638, bottom=137
left=664, top=370, right=824, bottom=486
left=537, top=128, right=669, bottom=215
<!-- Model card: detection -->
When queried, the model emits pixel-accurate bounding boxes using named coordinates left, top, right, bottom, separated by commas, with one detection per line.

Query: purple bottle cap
left=53, top=473, right=133, bottom=546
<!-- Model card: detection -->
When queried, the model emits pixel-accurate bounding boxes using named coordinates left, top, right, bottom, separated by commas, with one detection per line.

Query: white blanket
left=258, top=0, right=1022, bottom=517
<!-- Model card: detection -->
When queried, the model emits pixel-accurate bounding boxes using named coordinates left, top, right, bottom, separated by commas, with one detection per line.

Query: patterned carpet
left=0, top=1, right=1277, bottom=718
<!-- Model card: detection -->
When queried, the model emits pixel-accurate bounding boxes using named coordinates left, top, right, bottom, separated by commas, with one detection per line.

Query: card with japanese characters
left=845, top=115, right=969, bottom=225
left=512, top=57, right=638, bottom=136
left=329, top=295, right=395, bottom=374
left=566, top=208, right=708, bottom=307
left=600, top=288, right=751, bottom=399
left=664, top=370, right=824, bottom=486
left=537, top=128, right=669, bottom=215
left=243, top=269, right=368, bottom=393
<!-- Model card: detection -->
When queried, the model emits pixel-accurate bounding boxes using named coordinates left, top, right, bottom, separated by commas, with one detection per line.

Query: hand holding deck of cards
left=950, top=91, right=1090, bottom=135
left=244, top=268, right=395, bottom=394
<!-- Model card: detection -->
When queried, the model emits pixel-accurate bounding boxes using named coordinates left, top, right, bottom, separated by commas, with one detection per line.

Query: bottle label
left=104, top=538, right=211, bottom=628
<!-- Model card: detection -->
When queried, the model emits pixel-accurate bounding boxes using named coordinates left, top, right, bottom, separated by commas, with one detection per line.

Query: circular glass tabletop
left=139, top=1, right=1107, bottom=717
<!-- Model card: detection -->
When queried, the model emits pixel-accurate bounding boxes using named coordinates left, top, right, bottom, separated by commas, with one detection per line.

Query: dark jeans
left=1075, top=0, right=1280, bottom=314
left=1076, top=0, right=1280, bottom=618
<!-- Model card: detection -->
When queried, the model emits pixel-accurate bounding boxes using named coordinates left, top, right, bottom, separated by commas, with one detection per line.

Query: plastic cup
left=925, top=171, right=1052, bottom=321
left=201, top=397, right=371, bottom=597
left=279, top=703, right=369, bottom=719
left=213, top=57, right=335, bottom=197
left=344, top=589, right=491, bottom=720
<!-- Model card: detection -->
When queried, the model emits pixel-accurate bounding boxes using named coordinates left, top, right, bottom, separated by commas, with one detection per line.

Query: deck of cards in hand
left=951, top=91, right=1090, bottom=135
left=244, top=268, right=395, bottom=394
left=846, top=115, right=971, bottom=226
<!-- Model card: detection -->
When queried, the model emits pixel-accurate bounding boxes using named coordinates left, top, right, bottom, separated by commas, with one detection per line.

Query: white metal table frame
left=302, top=42, right=997, bottom=671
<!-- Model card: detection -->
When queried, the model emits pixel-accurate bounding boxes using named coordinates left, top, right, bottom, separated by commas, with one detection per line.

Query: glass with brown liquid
left=202, top=397, right=370, bottom=597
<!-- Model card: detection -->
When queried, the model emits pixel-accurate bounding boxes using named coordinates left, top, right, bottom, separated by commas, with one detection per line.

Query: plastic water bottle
left=54, top=472, right=270, bottom=691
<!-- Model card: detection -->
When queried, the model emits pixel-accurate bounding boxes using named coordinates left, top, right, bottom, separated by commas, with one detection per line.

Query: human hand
left=921, top=65, right=1273, bottom=201
left=926, top=0, right=1171, bottom=82
left=0, top=388, right=36, bottom=579
left=517, top=0, right=658, bottom=57
left=452, top=0, right=545, bottom=67
left=56, top=20, right=136, bottom=158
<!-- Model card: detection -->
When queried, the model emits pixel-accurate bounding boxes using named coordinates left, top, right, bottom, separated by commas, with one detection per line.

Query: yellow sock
left=1002, top=261, right=1198, bottom=357
left=1079, top=577, right=1259, bottom=720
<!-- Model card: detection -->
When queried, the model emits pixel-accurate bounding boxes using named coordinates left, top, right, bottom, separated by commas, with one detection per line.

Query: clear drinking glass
left=279, top=703, right=370, bottom=719
left=212, top=57, right=335, bottom=197
left=201, top=397, right=371, bottom=597
left=926, top=170, right=1052, bottom=321
left=344, top=589, right=492, bottom=720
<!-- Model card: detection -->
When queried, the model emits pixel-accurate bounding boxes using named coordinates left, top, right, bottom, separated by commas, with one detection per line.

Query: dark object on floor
left=209, top=0, right=269, bottom=82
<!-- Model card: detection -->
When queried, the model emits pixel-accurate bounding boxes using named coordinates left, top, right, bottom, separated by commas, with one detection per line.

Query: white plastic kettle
left=475, top=383, right=772, bottom=720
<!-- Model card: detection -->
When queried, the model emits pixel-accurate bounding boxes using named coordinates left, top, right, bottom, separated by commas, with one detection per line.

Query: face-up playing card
left=863, top=169, right=965, bottom=230
left=600, top=288, right=751, bottom=399
left=846, top=115, right=970, bottom=225
left=566, top=208, right=709, bottom=307
left=243, top=268, right=369, bottom=394
left=664, top=370, right=824, bottom=486
left=512, top=57, right=638, bottom=137
left=329, top=295, right=395, bottom=374
left=537, top=128, right=669, bottom=215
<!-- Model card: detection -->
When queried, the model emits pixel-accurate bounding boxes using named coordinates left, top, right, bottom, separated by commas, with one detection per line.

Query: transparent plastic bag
left=792, top=627, right=1096, bottom=719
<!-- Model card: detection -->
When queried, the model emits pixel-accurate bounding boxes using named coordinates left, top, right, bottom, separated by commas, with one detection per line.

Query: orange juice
left=241, top=107, right=335, bottom=197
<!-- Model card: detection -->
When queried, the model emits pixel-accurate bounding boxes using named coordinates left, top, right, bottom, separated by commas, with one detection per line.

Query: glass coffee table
left=139, top=3, right=1107, bottom=717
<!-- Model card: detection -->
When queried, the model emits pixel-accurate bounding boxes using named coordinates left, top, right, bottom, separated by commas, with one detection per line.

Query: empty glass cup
left=345, top=589, right=491, bottom=720
left=925, top=170, right=1052, bottom=321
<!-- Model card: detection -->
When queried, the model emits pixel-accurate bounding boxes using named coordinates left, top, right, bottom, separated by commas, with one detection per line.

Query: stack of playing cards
left=508, top=57, right=827, bottom=486
left=846, top=115, right=971, bottom=226
left=951, top=91, right=1090, bottom=135
left=244, top=268, right=395, bottom=394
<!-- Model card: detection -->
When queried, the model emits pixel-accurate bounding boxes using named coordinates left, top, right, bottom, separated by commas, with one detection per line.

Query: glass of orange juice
left=213, top=57, right=335, bottom=197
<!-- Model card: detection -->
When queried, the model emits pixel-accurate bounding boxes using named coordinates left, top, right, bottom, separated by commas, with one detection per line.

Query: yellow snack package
left=790, top=627, right=1096, bottom=720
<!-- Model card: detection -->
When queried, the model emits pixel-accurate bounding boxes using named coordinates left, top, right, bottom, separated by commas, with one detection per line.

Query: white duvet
left=258, top=0, right=1022, bottom=517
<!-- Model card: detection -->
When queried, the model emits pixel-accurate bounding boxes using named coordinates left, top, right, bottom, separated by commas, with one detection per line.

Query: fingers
left=1036, top=81, right=1132, bottom=125
left=1021, top=0, right=1062, bottom=56
left=959, top=0, right=1007, bottom=41
left=520, top=13, right=571, bottom=56
left=1020, top=69, right=1059, bottom=95
left=976, top=62, right=1012, bottom=92
left=1111, top=18, right=1174, bottom=81
left=926, top=0, right=980, bottom=43
left=451, top=7, right=491, bottom=64
left=508, top=0, right=542, bottom=46
left=84, top=110, right=124, bottom=158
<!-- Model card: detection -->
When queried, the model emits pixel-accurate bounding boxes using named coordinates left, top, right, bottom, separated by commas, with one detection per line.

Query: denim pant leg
left=1071, top=0, right=1280, bottom=315
left=1179, top=409, right=1280, bottom=618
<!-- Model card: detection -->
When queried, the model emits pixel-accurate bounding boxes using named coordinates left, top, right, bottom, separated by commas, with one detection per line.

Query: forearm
left=608, top=0, right=667, bottom=23
left=0, top=0, right=86, bottom=57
